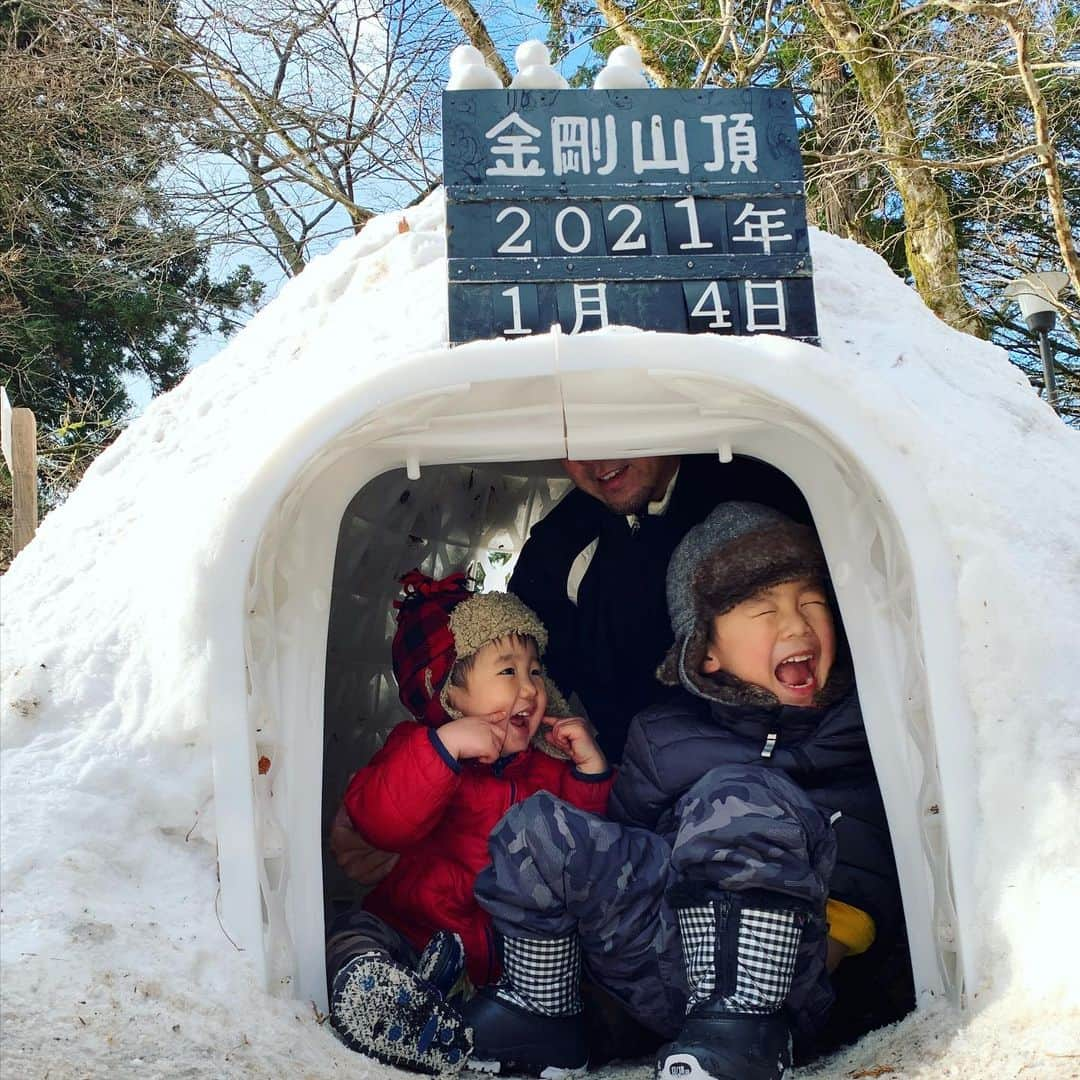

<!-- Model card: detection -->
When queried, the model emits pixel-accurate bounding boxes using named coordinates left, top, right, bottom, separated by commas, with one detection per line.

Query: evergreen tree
left=0, top=0, right=263, bottom=437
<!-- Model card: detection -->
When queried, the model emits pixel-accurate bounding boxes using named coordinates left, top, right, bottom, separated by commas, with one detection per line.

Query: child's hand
left=437, top=712, right=510, bottom=764
left=543, top=716, right=608, bottom=774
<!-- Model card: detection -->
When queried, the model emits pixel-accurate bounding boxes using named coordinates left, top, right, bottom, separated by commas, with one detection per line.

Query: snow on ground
left=3, top=190, right=1080, bottom=1076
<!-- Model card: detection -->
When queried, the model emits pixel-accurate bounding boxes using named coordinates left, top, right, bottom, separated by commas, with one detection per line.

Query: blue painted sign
left=443, top=88, right=818, bottom=344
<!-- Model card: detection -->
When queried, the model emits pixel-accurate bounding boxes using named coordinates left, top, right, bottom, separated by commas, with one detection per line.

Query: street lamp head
left=1004, top=270, right=1069, bottom=334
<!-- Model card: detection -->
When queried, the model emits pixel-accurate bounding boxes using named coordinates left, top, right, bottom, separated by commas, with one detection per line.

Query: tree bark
left=807, top=54, right=873, bottom=244
left=807, top=0, right=985, bottom=336
left=11, top=407, right=37, bottom=557
left=245, top=154, right=306, bottom=277
left=439, top=0, right=511, bottom=86
left=930, top=1, right=1079, bottom=306
left=1010, top=25, right=1080, bottom=315
left=593, top=0, right=674, bottom=86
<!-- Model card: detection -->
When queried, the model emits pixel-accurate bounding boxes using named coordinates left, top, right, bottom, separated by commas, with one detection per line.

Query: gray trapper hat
left=657, top=501, right=836, bottom=706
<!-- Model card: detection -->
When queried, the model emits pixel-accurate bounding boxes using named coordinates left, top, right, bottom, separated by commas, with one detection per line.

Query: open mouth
left=509, top=708, right=534, bottom=730
left=595, top=464, right=630, bottom=487
left=774, top=653, right=817, bottom=693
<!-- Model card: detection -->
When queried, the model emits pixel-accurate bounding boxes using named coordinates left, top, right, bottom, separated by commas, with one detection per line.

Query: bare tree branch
left=933, top=0, right=1080, bottom=302
left=807, top=0, right=985, bottom=336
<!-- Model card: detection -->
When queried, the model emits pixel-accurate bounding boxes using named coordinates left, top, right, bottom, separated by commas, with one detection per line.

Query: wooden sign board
left=443, top=87, right=818, bottom=345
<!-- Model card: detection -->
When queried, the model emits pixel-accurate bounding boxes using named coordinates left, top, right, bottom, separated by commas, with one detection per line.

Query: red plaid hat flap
left=391, top=570, right=471, bottom=726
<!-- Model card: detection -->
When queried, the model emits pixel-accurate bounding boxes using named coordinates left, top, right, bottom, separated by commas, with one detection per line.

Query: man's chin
left=596, top=490, right=650, bottom=515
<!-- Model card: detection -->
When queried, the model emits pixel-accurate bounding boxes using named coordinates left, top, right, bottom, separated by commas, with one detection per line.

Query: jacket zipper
left=484, top=922, right=497, bottom=984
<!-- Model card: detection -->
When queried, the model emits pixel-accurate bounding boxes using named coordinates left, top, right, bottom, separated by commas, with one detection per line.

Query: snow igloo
left=3, top=190, right=1079, bottom=1076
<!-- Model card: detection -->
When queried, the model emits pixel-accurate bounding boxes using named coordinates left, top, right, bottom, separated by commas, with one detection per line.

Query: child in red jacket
left=326, top=570, right=613, bottom=1075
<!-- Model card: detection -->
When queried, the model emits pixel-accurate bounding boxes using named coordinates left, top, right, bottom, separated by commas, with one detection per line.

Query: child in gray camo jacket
left=462, top=502, right=906, bottom=1080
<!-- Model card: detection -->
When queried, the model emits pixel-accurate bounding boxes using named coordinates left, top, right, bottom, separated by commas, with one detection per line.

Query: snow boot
left=463, top=932, right=588, bottom=1078
left=656, top=896, right=805, bottom=1080
left=330, top=930, right=473, bottom=1075
left=417, top=928, right=473, bottom=1003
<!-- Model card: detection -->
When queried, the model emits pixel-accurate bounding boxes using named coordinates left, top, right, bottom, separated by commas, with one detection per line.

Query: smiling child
left=463, top=503, right=905, bottom=1080
left=324, top=571, right=611, bottom=1076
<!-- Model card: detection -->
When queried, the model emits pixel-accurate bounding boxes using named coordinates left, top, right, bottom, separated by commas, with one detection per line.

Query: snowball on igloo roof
left=1, top=187, right=1079, bottom=1077
left=510, top=39, right=569, bottom=89
left=594, top=45, right=649, bottom=89
left=447, top=43, right=502, bottom=90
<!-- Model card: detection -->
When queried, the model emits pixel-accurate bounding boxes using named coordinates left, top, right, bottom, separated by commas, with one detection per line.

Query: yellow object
left=826, top=898, right=876, bottom=956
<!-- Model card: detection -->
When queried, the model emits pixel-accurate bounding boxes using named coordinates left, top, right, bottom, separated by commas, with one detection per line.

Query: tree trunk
left=807, top=54, right=872, bottom=245
left=593, top=0, right=673, bottom=87
left=807, top=0, right=985, bottom=337
left=439, top=0, right=511, bottom=86
left=246, top=154, right=306, bottom=277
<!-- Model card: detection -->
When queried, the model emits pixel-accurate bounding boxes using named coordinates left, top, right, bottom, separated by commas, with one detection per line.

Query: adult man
left=508, top=453, right=809, bottom=762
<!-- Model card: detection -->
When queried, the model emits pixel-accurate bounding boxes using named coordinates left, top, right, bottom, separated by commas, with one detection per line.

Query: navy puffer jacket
left=611, top=685, right=903, bottom=951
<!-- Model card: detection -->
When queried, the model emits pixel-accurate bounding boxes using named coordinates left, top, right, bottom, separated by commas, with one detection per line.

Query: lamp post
left=1004, top=271, right=1069, bottom=414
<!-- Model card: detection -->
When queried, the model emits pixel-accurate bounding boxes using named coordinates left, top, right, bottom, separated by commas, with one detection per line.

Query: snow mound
left=3, top=190, right=1080, bottom=1075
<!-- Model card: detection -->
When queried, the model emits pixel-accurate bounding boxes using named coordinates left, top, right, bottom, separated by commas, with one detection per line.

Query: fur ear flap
left=656, top=644, right=682, bottom=687
left=656, top=627, right=710, bottom=690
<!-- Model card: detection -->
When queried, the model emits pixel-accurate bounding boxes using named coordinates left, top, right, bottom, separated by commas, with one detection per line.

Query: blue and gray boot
left=330, top=929, right=473, bottom=1075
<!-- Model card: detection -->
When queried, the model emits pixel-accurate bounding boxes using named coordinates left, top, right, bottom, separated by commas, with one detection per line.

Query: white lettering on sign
left=608, top=204, right=647, bottom=251
left=485, top=113, right=545, bottom=177
left=731, top=203, right=792, bottom=254
left=631, top=115, right=689, bottom=174
left=700, top=115, right=727, bottom=173
left=501, top=286, right=533, bottom=335
left=479, top=107, right=771, bottom=178
left=571, top=283, right=609, bottom=333
left=555, top=206, right=592, bottom=253
left=689, top=281, right=733, bottom=328
left=727, top=114, right=759, bottom=174
left=551, top=115, right=618, bottom=176
left=745, top=280, right=787, bottom=332
left=674, top=195, right=714, bottom=250
left=495, top=206, right=533, bottom=253
left=591, top=117, right=618, bottom=175
left=551, top=116, right=590, bottom=175
left=701, top=114, right=759, bottom=174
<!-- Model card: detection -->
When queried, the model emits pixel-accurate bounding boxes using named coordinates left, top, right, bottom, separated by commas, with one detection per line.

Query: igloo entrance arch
left=211, top=329, right=977, bottom=1019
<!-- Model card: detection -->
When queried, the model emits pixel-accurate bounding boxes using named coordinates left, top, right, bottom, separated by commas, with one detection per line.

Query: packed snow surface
left=3, top=190, right=1080, bottom=1076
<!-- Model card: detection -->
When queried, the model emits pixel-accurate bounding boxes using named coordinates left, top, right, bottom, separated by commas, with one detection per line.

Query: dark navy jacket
left=611, top=685, right=904, bottom=950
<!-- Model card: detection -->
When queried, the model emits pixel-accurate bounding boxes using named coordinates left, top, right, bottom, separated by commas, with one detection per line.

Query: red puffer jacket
left=344, top=721, right=614, bottom=986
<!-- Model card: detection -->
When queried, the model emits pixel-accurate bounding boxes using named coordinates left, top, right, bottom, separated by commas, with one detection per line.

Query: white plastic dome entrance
left=213, top=326, right=976, bottom=1016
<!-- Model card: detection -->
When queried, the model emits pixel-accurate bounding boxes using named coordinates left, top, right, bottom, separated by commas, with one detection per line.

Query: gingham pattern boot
left=463, top=933, right=588, bottom=1078
left=656, top=894, right=805, bottom=1080
left=330, top=930, right=473, bottom=1075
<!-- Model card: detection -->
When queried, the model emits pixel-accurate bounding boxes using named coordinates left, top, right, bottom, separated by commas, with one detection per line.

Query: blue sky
left=150, top=1, right=570, bottom=410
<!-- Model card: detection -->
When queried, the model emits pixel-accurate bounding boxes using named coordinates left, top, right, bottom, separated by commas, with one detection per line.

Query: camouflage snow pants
left=474, top=764, right=837, bottom=1038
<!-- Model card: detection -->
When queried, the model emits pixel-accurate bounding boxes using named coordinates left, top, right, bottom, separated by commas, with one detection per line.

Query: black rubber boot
left=657, top=894, right=805, bottom=1080
left=462, top=987, right=588, bottom=1078
left=462, top=932, right=588, bottom=1077
left=656, top=1010, right=792, bottom=1080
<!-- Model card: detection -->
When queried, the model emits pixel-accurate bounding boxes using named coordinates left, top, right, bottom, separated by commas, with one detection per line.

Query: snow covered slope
left=3, top=191, right=1079, bottom=1076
